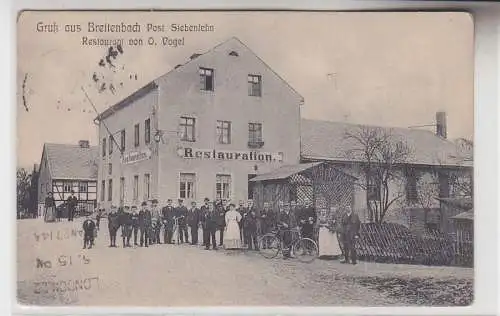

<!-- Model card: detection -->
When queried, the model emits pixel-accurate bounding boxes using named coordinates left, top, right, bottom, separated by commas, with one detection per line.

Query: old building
left=37, top=140, right=98, bottom=216
left=96, top=37, right=303, bottom=208
left=300, top=113, right=473, bottom=228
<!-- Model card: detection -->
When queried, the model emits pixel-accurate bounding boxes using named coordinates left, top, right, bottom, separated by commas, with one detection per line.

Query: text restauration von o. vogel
left=86, top=22, right=215, bottom=32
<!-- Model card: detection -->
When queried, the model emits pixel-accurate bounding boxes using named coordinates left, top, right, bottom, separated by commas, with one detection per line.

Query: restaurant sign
left=121, top=149, right=152, bottom=164
left=177, top=147, right=284, bottom=163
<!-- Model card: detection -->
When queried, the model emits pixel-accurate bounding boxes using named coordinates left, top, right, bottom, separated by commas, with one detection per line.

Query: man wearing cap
left=278, top=202, right=298, bottom=258
left=236, top=201, right=247, bottom=246
left=175, top=199, right=189, bottom=244
left=215, top=199, right=227, bottom=247
left=121, top=206, right=133, bottom=247
left=187, top=201, right=201, bottom=245
left=107, top=206, right=120, bottom=247
left=139, top=201, right=152, bottom=247
left=131, top=205, right=140, bottom=246
left=151, top=199, right=162, bottom=244
left=200, top=198, right=211, bottom=246
left=201, top=200, right=217, bottom=250
left=162, top=199, right=175, bottom=244
left=82, top=213, right=96, bottom=249
left=259, top=202, right=275, bottom=235
left=340, top=206, right=361, bottom=265
left=66, top=190, right=78, bottom=221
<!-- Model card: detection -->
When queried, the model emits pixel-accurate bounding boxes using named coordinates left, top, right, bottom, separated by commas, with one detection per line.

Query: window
left=180, top=117, right=196, bottom=142
left=119, top=177, right=125, bottom=204
left=216, top=174, right=231, bottom=200
left=109, top=135, right=114, bottom=154
left=367, top=173, right=381, bottom=201
left=101, top=180, right=105, bottom=201
left=145, top=118, right=151, bottom=144
left=179, top=173, right=195, bottom=199
left=79, top=182, right=88, bottom=193
left=199, top=67, right=214, bottom=91
left=108, top=179, right=113, bottom=201
left=63, top=182, right=71, bottom=193
left=134, top=123, right=140, bottom=147
left=406, top=168, right=418, bottom=203
left=120, top=129, right=126, bottom=152
left=133, top=175, right=139, bottom=201
left=108, top=163, right=112, bottom=176
left=248, top=74, right=262, bottom=97
left=216, top=120, right=231, bottom=144
left=438, top=172, right=450, bottom=198
left=144, top=174, right=150, bottom=200
left=248, top=123, right=263, bottom=143
left=102, top=138, right=107, bottom=157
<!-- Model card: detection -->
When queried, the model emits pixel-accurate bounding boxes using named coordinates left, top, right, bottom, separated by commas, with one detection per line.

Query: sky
left=17, top=11, right=474, bottom=169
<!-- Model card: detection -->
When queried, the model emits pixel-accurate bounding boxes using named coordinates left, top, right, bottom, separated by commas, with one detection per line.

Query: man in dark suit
left=236, top=200, right=247, bottom=246
left=340, top=206, right=361, bottom=265
left=131, top=205, right=140, bottom=246
left=187, top=201, right=201, bottom=245
left=175, top=199, right=189, bottom=244
left=139, top=202, right=152, bottom=247
left=278, top=203, right=298, bottom=258
left=200, top=198, right=211, bottom=246
left=121, top=206, right=133, bottom=248
left=201, top=201, right=217, bottom=250
left=215, top=199, right=227, bottom=247
left=162, top=199, right=175, bottom=244
left=259, top=202, right=275, bottom=235
left=66, top=191, right=78, bottom=221
left=298, top=199, right=317, bottom=240
left=107, top=206, right=120, bottom=247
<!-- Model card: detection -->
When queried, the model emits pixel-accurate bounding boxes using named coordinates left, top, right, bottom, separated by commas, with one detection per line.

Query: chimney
left=436, top=112, right=447, bottom=139
left=78, top=140, right=90, bottom=148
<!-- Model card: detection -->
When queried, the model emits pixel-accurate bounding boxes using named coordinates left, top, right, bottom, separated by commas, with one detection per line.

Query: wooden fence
left=350, top=223, right=472, bottom=267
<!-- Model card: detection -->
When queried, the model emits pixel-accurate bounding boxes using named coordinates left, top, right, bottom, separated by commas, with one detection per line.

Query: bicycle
left=258, top=226, right=319, bottom=263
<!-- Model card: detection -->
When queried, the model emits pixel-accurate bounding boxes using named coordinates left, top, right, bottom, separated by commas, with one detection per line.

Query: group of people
left=81, top=197, right=361, bottom=264
left=43, top=191, right=79, bottom=223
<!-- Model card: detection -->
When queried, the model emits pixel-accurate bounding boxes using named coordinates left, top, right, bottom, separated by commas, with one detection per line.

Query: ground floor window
left=216, top=174, right=231, bottom=200
left=180, top=173, right=196, bottom=199
left=144, top=174, right=150, bottom=200
left=108, top=179, right=113, bottom=201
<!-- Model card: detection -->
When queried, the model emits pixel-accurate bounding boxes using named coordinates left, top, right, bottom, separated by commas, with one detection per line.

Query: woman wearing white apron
left=223, top=204, right=242, bottom=249
left=44, top=192, right=56, bottom=223
left=318, top=208, right=342, bottom=259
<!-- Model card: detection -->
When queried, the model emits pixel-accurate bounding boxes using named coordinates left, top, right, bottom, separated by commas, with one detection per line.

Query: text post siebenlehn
left=35, top=21, right=216, bottom=48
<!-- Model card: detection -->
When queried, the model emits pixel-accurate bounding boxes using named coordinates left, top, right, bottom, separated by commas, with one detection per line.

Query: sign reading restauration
left=178, top=147, right=284, bottom=163
left=121, top=149, right=152, bottom=164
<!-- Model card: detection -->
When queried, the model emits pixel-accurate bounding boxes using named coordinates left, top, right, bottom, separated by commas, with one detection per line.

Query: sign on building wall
left=121, top=149, right=152, bottom=164
left=177, top=147, right=284, bottom=163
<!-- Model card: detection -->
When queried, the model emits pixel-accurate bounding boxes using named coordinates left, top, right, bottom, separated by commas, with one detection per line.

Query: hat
left=124, top=205, right=130, bottom=209
left=204, top=197, right=210, bottom=202
left=131, top=205, right=138, bottom=209
left=152, top=199, right=159, bottom=204
left=71, top=190, right=75, bottom=193
left=191, top=200, right=197, bottom=204
left=141, top=201, right=147, bottom=206
left=178, top=199, right=183, bottom=202
left=167, top=199, right=172, bottom=202
left=229, top=203, right=236, bottom=208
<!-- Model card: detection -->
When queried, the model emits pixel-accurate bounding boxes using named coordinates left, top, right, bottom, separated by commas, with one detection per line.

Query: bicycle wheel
left=258, top=234, right=280, bottom=259
left=292, top=238, right=319, bottom=263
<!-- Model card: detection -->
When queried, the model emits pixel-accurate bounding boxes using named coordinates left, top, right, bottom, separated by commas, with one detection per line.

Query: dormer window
left=229, top=51, right=239, bottom=57
left=199, top=67, right=214, bottom=91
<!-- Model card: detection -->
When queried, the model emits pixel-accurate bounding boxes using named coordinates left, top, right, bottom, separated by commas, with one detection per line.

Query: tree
left=17, top=168, right=32, bottom=217
left=449, top=138, right=473, bottom=198
left=344, top=126, right=413, bottom=223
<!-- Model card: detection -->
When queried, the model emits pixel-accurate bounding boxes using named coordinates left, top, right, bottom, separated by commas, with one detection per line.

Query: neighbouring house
left=300, top=113, right=473, bottom=234
left=37, top=140, right=98, bottom=217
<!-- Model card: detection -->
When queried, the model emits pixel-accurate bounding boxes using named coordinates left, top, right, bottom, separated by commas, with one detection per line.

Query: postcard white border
left=3, top=1, right=498, bottom=315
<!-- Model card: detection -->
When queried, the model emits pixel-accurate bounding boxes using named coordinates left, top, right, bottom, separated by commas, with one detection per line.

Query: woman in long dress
left=223, top=203, right=242, bottom=250
left=318, top=209, right=342, bottom=259
left=44, top=192, right=56, bottom=223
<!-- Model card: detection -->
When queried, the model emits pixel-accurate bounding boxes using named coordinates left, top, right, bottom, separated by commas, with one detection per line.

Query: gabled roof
left=43, top=143, right=99, bottom=180
left=300, top=119, right=473, bottom=167
left=96, top=37, right=303, bottom=121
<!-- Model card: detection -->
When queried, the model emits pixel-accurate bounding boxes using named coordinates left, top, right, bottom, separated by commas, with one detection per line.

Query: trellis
left=250, top=162, right=356, bottom=216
